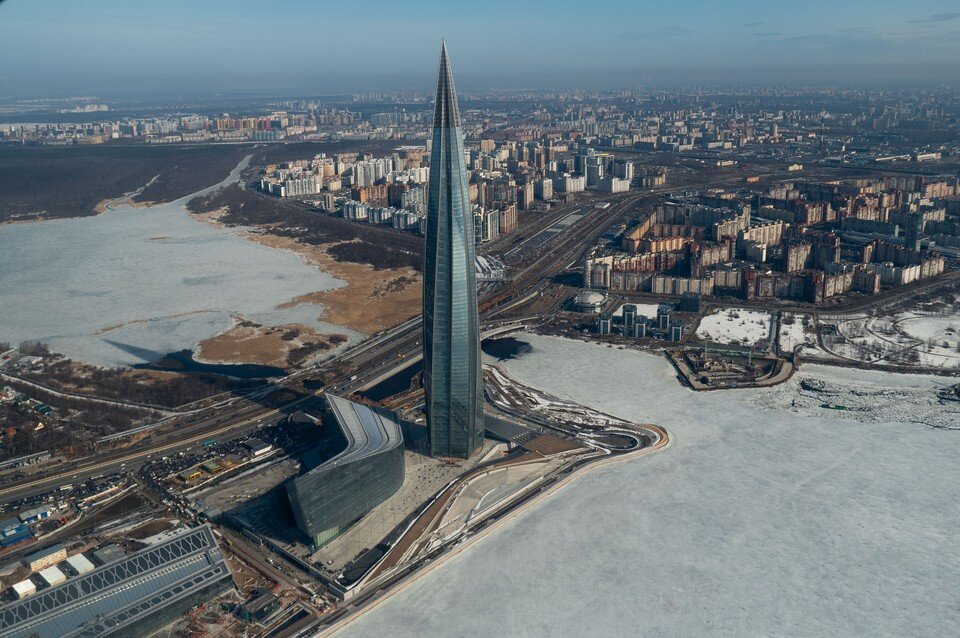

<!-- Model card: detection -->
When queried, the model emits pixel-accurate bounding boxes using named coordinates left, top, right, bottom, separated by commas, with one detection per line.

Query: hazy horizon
left=2, top=0, right=960, bottom=98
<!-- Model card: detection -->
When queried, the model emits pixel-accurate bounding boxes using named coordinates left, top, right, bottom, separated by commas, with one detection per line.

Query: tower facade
left=423, top=42, right=484, bottom=459
left=904, top=211, right=923, bottom=252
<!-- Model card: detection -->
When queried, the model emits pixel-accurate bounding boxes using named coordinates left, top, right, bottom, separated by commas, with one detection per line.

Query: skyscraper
left=423, top=42, right=484, bottom=459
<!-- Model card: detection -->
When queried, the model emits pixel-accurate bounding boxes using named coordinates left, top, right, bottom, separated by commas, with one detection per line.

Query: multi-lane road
left=0, top=190, right=640, bottom=507
left=8, top=157, right=814, bottom=502
left=0, top=161, right=820, bottom=508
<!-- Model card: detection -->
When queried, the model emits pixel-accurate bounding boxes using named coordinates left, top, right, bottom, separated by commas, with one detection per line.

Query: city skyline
left=2, top=0, right=960, bottom=97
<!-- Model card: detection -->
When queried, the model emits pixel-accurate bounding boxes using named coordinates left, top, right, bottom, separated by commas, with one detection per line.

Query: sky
left=1, top=0, right=960, bottom=98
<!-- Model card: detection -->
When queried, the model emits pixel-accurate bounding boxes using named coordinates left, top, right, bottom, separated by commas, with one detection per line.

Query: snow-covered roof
left=575, top=291, right=606, bottom=305
left=37, top=566, right=65, bottom=586
left=65, top=554, right=94, bottom=575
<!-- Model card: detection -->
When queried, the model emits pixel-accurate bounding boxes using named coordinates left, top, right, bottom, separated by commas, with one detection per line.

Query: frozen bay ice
left=0, top=165, right=351, bottom=367
left=337, top=334, right=960, bottom=638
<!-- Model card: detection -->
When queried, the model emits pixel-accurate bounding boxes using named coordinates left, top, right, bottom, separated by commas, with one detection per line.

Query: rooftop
left=0, top=526, right=230, bottom=638
left=36, top=566, right=64, bottom=583
left=321, top=394, right=404, bottom=469
left=575, top=290, right=606, bottom=305
left=24, top=544, right=65, bottom=562
left=433, top=41, right=461, bottom=129
left=64, top=554, right=94, bottom=574
left=244, top=438, right=272, bottom=451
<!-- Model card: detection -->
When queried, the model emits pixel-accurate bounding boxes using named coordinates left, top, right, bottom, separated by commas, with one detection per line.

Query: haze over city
left=3, top=0, right=960, bottom=96
left=0, top=1, right=959, bottom=637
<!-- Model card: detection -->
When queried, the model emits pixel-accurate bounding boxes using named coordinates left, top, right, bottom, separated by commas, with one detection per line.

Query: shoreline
left=0, top=156, right=362, bottom=373
left=318, top=423, right=670, bottom=637
left=189, top=208, right=421, bottom=336
left=0, top=177, right=162, bottom=227
left=193, top=316, right=348, bottom=368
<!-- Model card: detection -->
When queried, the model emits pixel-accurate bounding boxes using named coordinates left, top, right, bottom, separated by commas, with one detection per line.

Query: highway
left=0, top=401, right=288, bottom=504
left=0, top=189, right=637, bottom=507
left=0, top=163, right=808, bottom=507
left=0, top=161, right=872, bottom=508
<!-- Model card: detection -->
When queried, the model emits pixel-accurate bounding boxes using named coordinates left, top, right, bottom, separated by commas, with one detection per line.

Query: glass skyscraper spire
left=423, top=42, right=484, bottom=459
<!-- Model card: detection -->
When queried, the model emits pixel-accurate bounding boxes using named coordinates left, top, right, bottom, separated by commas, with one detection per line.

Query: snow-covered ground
left=611, top=302, right=661, bottom=319
left=818, top=305, right=960, bottom=369
left=778, top=312, right=817, bottom=353
left=337, top=335, right=960, bottom=638
left=697, top=307, right=772, bottom=347
left=485, top=364, right=634, bottom=430
left=475, top=254, right=505, bottom=279
left=899, top=313, right=960, bottom=368
left=0, top=162, right=355, bottom=367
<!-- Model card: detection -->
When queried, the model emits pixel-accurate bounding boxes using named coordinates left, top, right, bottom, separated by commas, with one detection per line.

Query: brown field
left=237, top=229, right=422, bottom=334
left=196, top=318, right=344, bottom=367
left=36, top=359, right=179, bottom=391
left=184, top=211, right=421, bottom=368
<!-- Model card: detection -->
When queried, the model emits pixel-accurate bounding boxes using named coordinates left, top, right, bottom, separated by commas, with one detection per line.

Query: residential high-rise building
left=905, top=211, right=923, bottom=252
left=518, top=182, right=535, bottom=210
left=535, top=178, right=553, bottom=200
left=612, top=159, right=635, bottom=181
left=475, top=207, right=500, bottom=243
left=498, top=203, right=518, bottom=234
left=422, top=42, right=484, bottom=459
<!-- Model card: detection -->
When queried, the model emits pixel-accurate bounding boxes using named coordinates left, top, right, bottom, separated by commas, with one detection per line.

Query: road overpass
left=0, top=188, right=635, bottom=507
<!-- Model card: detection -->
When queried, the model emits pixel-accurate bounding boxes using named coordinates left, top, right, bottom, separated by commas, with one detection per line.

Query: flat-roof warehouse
left=0, top=525, right=232, bottom=638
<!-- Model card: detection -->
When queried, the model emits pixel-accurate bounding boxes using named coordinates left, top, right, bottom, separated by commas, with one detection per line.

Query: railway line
left=0, top=162, right=879, bottom=508
left=0, top=189, right=631, bottom=507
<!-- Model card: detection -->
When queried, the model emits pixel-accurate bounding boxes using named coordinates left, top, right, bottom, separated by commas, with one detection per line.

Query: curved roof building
left=286, top=394, right=404, bottom=548
left=574, top=290, right=607, bottom=313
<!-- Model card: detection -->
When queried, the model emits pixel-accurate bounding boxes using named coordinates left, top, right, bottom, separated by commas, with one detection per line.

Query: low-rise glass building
left=286, top=395, right=405, bottom=548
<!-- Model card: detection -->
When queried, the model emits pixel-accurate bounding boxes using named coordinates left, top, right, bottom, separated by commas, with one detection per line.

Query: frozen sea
left=336, top=335, right=960, bottom=638
left=0, top=160, right=354, bottom=367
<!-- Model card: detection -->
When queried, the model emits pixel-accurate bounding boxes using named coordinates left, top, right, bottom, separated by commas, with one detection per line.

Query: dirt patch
left=119, top=368, right=179, bottom=385
left=196, top=317, right=348, bottom=367
left=191, top=206, right=230, bottom=226
left=14, top=354, right=258, bottom=410
left=127, top=518, right=177, bottom=540
left=188, top=206, right=422, bottom=334
left=0, top=565, right=30, bottom=590
left=37, top=359, right=176, bottom=391
left=93, top=195, right=154, bottom=214
left=244, top=232, right=421, bottom=333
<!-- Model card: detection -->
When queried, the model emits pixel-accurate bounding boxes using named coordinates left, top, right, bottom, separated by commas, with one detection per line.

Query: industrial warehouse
left=0, top=526, right=233, bottom=638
